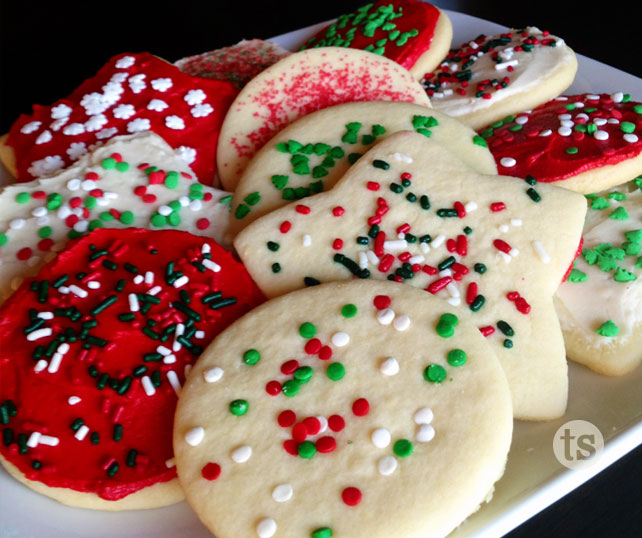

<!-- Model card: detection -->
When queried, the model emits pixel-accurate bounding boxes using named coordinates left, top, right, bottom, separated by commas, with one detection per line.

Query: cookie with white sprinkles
left=421, top=27, right=577, bottom=130
left=234, top=131, right=588, bottom=420
left=555, top=177, right=642, bottom=376
left=229, top=101, right=496, bottom=237
left=173, top=280, right=513, bottom=538
left=0, top=132, right=233, bottom=303
left=0, top=227, right=264, bottom=509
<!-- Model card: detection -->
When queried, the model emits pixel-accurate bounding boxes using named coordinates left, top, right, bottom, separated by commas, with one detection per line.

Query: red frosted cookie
left=299, top=0, right=452, bottom=79
left=0, top=227, right=263, bottom=509
left=482, top=92, right=642, bottom=193
left=2, top=53, right=238, bottom=186
left=175, top=39, right=291, bottom=89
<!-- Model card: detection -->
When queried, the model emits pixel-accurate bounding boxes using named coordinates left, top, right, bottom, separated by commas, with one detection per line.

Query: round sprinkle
left=298, top=440, right=317, bottom=459
left=414, top=408, right=434, bottom=424
left=377, top=308, right=395, bottom=325
left=15, top=192, right=31, bottom=204
left=393, top=314, right=411, bottom=331
left=277, top=410, right=297, bottom=428
left=299, top=322, right=317, bottom=338
left=272, top=484, right=293, bottom=503
left=294, top=366, right=313, bottom=383
left=341, top=486, right=362, bottom=506
left=373, top=295, right=391, bottom=309
left=185, top=426, right=204, bottom=446
left=203, top=367, right=223, bottom=383
left=447, top=349, right=467, bottom=367
left=201, top=462, right=221, bottom=480
left=256, top=518, right=277, bottom=538
left=282, top=379, right=300, bottom=397
left=326, top=362, right=345, bottom=381
left=500, top=157, right=516, bottom=167
left=231, top=445, right=252, bottom=463
left=423, top=364, right=447, bottom=383
left=380, top=357, right=399, bottom=376
left=311, top=527, right=333, bottom=538
left=393, top=439, right=413, bottom=458
left=328, top=414, right=345, bottom=432
left=371, top=428, right=391, bottom=448
left=341, top=304, right=358, bottom=318
left=331, top=331, right=350, bottom=347
left=229, top=399, right=249, bottom=416
left=378, top=456, right=398, bottom=476
left=417, top=424, right=436, bottom=443
left=435, top=313, right=458, bottom=338
left=352, top=398, right=370, bottom=416
left=243, top=349, right=261, bottom=365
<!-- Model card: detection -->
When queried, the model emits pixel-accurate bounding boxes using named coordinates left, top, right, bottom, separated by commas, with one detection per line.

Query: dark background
left=1, top=1, right=641, bottom=536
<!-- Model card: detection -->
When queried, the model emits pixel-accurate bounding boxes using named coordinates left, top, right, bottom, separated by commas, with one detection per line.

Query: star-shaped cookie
left=234, top=131, right=587, bottom=420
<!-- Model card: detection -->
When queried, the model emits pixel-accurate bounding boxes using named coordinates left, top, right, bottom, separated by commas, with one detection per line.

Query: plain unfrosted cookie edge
left=408, top=8, right=454, bottom=79
left=0, top=453, right=184, bottom=511
left=0, top=133, right=17, bottom=178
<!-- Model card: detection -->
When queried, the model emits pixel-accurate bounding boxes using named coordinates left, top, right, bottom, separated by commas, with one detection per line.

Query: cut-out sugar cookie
left=229, top=101, right=496, bottom=237
left=173, top=280, right=512, bottom=538
left=2, top=52, right=238, bottom=185
left=234, top=132, right=588, bottom=420
left=0, top=227, right=264, bottom=509
left=175, top=39, right=291, bottom=89
left=555, top=177, right=642, bottom=376
left=482, top=92, right=642, bottom=194
left=421, top=27, right=577, bottom=131
left=216, top=46, right=431, bottom=191
left=0, top=132, right=233, bottom=303
left=298, top=0, right=452, bottom=80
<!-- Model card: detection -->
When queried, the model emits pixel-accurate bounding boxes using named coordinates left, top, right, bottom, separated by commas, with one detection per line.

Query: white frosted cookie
left=555, top=177, right=642, bottom=376
left=0, top=132, right=232, bottom=303
left=173, top=280, right=513, bottom=538
left=216, top=47, right=431, bottom=191
left=234, top=131, right=588, bottom=420
left=229, top=101, right=496, bottom=237
left=422, top=27, right=578, bottom=130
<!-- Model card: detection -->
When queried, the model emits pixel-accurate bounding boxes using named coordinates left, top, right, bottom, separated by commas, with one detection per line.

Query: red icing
left=0, top=228, right=263, bottom=501
left=301, top=0, right=440, bottom=72
left=485, top=94, right=642, bottom=182
left=7, top=53, right=238, bottom=185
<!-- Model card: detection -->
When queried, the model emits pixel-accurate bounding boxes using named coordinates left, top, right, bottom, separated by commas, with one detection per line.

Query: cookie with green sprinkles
left=228, top=101, right=497, bottom=237
left=555, top=178, right=642, bottom=376
left=216, top=46, right=431, bottom=190
left=0, top=132, right=234, bottom=303
left=234, top=131, right=588, bottom=420
left=174, top=280, right=512, bottom=538
left=422, top=26, right=577, bottom=130
left=485, top=93, right=642, bottom=194
left=0, top=227, right=263, bottom=509
left=298, top=0, right=453, bottom=80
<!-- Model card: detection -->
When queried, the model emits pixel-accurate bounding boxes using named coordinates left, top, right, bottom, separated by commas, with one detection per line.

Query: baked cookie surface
left=229, top=101, right=496, bottom=237
left=216, top=47, right=431, bottom=191
left=174, top=280, right=513, bottom=538
left=0, top=227, right=264, bottom=509
left=234, top=131, right=588, bottom=420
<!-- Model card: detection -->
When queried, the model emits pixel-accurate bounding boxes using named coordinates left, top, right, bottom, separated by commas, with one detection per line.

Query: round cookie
left=229, top=101, right=496, bottom=237
left=216, top=46, right=432, bottom=191
left=0, top=227, right=264, bottom=509
left=233, top=131, right=588, bottom=421
left=175, top=39, right=291, bottom=89
left=298, top=0, right=453, bottom=80
left=421, top=27, right=578, bottom=130
left=0, top=132, right=233, bottom=303
left=173, top=280, right=513, bottom=538
left=2, top=52, right=238, bottom=185
left=555, top=177, right=642, bottom=376
left=481, top=92, right=642, bottom=194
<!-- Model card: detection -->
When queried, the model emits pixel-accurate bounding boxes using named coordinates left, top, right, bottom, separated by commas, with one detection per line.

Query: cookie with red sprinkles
left=234, top=131, right=588, bottom=420
left=175, top=39, right=291, bottom=89
left=0, top=227, right=264, bottom=509
left=216, top=46, right=431, bottom=191
left=421, top=26, right=577, bottom=130
left=298, top=0, right=453, bottom=80
left=482, top=92, right=642, bottom=193
left=1, top=52, right=238, bottom=186
left=0, top=132, right=233, bottom=303
left=173, top=280, right=512, bottom=538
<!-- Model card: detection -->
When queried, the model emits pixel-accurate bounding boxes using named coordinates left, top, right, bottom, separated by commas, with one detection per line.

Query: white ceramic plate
left=1, top=9, right=641, bottom=538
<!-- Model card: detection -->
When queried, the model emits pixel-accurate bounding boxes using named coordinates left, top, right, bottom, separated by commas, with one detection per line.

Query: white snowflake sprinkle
left=95, top=127, right=118, bottom=139
left=128, top=74, right=147, bottom=94
left=175, top=146, right=196, bottom=164
left=62, top=123, right=85, bottom=136
left=147, top=98, right=169, bottom=111
left=127, top=118, right=151, bottom=133
left=35, top=130, right=52, bottom=144
left=51, top=103, right=72, bottom=119
left=191, top=103, right=213, bottom=118
left=28, top=155, right=65, bottom=177
left=80, top=92, right=109, bottom=115
left=20, top=121, right=41, bottom=134
left=113, top=103, right=136, bottom=119
left=84, top=114, right=108, bottom=132
left=151, top=77, right=173, bottom=92
left=67, top=142, right=88, bottom=160
left=49, top=117, right=68, bottom=131
left=115, top=55, right=136, bottom=68
left=184, top=88, right=207, bottom=105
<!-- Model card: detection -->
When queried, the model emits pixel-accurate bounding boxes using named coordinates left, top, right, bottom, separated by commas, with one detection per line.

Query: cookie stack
left=0, top=1, right=640, bottom=537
